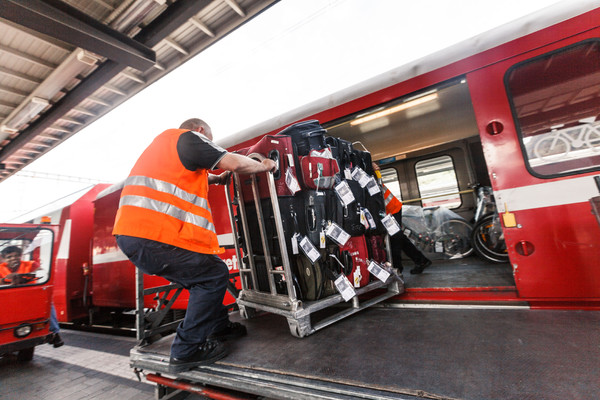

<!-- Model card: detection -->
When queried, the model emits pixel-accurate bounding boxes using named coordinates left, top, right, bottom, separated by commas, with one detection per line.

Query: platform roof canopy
left=0, top=0, right=277, bottom=183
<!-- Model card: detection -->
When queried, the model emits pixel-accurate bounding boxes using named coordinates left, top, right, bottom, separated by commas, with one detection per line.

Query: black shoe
left=208, top=321, right=247, bottom=342
left=410, top=259, right=432, bottom=275
left=169, top=340, right=228, bottom=373
left=49, top=333, right=64, bottom=348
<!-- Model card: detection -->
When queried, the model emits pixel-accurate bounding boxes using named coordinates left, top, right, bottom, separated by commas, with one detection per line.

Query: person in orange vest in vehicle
left=113, top=118, right=276, bottom=373
left=373, top=163, right=432, bottom=274
left=0, top=246, right=64, bottom=347
left=0, top=245, right=37, bottom=284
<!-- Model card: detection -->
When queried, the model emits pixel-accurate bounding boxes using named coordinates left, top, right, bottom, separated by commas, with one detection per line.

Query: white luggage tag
left=334, top=180, right=355, bottom=206
left=381, top=214, right=401, bottom=236
left=351, top=167, right=370, bottom=188
left=325, top=222, right=350, bottom=246
left=285, top=167, right=301, bottom=194
left=362, top=208, right=377, bottom=229
left=299, top=236, right=321, bottom=263
left=334, top=274, right=356, bottom=301
left=368, top=260, right=391, bottom=283
left=360, top=208, right=369, bottom=229
left=366, top=177, right=381, bottom=196
left=291, top=233, right=300, bottom=255
left=435, top=241, right=444, bottom=253
left=287, top=153, right=295, bottom=167
left=344, top=168, right=353, bottom=180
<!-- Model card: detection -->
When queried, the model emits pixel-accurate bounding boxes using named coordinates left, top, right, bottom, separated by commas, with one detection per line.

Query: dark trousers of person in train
left=390, top=210, right=431, bottom=273
left=116, top=235, right=229, bottom=359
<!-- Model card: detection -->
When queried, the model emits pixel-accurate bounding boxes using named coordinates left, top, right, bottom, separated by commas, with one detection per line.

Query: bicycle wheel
left=471, top=214, right=509, bottom=263
left=585, top=125, right=600, bottom=151
left=436, top=219, right=473, bottom=258
left=533, top=135, right=570, bottom=161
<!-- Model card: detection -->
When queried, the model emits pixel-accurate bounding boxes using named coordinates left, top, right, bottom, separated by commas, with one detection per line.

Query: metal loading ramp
left=130, top=307, right=600, bottom=400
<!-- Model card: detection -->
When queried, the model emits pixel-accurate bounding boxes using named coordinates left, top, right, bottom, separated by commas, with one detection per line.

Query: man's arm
left=216, top=153, right=277, bottom=175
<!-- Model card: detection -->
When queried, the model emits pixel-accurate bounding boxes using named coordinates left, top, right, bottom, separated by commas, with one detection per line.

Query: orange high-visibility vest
left=382, top=184, right=402, bottom=215
left=0, top=261, right=35, bottom=280
left=113, top=129, right=224, bottom=255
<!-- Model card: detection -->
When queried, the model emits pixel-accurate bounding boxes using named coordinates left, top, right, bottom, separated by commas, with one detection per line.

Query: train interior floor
left=135, top=307, right=600, bottom=400
left=399, top=254, right=514, bottom=289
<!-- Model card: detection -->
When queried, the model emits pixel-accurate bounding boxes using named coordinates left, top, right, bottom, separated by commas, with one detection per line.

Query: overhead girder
left=0, top=0, right=213, bottom=164
left=0, top=0, right=156, bottom=71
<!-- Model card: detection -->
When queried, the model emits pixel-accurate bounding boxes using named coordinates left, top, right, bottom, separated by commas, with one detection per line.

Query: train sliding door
left=468, top=37, right=600, bottom=303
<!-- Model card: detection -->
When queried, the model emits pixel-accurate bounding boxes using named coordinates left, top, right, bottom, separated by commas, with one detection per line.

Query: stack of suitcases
left=236, top=120, right=390, bottom=301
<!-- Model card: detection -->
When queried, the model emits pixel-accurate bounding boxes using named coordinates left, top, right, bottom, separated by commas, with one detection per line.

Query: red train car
left=32, top=183, right=238, bottom=327
left=0, top=223, right=58, bottom=361
left=34, top=2, right=600, bottom=324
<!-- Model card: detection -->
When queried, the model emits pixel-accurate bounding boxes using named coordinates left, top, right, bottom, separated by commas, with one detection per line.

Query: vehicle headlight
left=14, top=324, right=32, bottom=338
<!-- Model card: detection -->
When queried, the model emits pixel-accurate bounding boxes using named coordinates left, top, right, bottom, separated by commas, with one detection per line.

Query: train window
left=381, top=168, right=402, bottom=200
left=0, top=228, right=54, bottom=288
left=506, top=40, right=600, bottom=177
left=415, top=155, right=461, bottom=208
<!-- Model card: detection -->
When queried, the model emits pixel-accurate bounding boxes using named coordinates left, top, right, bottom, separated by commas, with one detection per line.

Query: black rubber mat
left=142, top=307, right=599, bottom=400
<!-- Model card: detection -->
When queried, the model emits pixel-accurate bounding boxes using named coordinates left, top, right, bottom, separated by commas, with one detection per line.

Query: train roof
left=0, top=0, right=278, bottom=184
left=217, top=0, right=599, bottom=149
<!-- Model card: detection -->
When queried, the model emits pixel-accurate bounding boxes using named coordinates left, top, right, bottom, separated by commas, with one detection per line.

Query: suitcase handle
left=248, top=152, right=279, bottom=173
left=268, top=150, right=281, bottom=180
left=300, top=128, right=326, bottom=139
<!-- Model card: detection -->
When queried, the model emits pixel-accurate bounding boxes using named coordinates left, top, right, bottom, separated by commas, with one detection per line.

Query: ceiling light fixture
left=350, top=93, right=438, bottom=126
left=3, top=97, right=49, bottom=131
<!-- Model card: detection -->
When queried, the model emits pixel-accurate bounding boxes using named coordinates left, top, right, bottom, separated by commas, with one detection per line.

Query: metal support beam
left=0, top=0, right=156, bottom=71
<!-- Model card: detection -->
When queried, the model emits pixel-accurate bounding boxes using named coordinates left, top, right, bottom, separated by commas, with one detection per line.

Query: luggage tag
left=381, top=214, right=401, bottom=236
left=367, top=260, right=391, bottom=283
left=434, top=241, right=444, bottom=253
left=351, top=167, right=370, bottom=188
left=319, top=229, right=326, bottom=249
left=287, top=153, right=295, bottom=167
left=299, top=236, right=321, bottom=264
left=334, top=273, right=356, bottom=301
left=366, top=177, right=381, bottom=196
left=362, top=208, right=377, bottom=229
left=334, top=180, right=355, bottom=206
left=285, top=167, right=301, bottom=195
left=325, top=222, right=350, bottom=246
left=291, top=233, right=300, bottom=255
left=344, top=168, right=353, bottom=181
left=360, top=208, right=369, bottom=229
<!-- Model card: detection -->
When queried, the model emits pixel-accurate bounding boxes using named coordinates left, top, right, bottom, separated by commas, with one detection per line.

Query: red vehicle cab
left=0, top=223, right=57, bottom=361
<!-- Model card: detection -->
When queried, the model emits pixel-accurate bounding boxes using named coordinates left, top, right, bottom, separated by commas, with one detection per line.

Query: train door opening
left=325, top=77, right=516, bottom=294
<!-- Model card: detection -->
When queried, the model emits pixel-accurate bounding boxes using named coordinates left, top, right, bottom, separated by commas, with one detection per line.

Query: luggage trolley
left=224, top=153, right=403, bottom=338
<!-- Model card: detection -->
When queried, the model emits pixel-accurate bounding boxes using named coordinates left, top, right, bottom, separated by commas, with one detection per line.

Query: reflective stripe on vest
left=382, top=184, right=402, bottom=214
left=119, top=195, right=215, bottom=233
left=123, top=175, right=211, bottom=213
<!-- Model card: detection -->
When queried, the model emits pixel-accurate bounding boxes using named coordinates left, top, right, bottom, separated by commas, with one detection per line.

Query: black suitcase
left=277, top=119, right=327, bottom=156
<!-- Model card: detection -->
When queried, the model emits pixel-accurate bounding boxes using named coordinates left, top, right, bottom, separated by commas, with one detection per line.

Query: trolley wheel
left=17, top=347, right=34, bottom=362
left=287, top=316, right=311, bottom=338
left=238, top=305, right=256, bottom=320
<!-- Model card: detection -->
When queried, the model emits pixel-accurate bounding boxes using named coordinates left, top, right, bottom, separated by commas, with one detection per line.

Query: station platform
left=1, top=306, right=599, bottom=400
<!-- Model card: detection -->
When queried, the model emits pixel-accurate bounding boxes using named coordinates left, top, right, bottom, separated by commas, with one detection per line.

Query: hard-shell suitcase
left=239, top=134, right=300, bottom=200
left=277, top=119, right=327, bottom=156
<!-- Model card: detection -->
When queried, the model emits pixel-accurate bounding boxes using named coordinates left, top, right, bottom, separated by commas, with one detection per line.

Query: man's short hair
left=179, top=118, right=208, bottom=131
left=1, top=245, right=22, bottom=256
